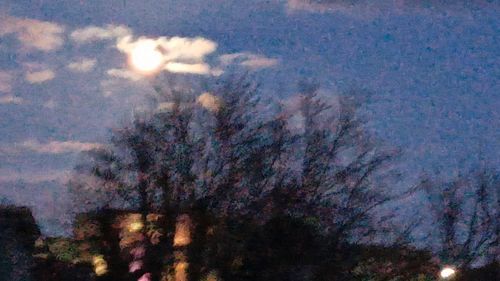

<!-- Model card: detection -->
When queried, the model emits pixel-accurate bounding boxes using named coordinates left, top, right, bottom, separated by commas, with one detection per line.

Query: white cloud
left=25, top=69, right=55, bottom=84
left=0, top=71, right=13, bottom=93
left=70, top=24, right=132, bottom=44
left=0, top=95, right=23, bottom=105
left=116, top=36, right=217, bottom=76
left=3, top=140, right=103, bottom=154
left=219, top=52, right=279, bottom=70
left=0, top=15, right=65, bottom=52
left=71, top=24, right=218, bottom=78
left=164, top=62, right=211, bottom=75
left=67, top=58, right=97, bottom=73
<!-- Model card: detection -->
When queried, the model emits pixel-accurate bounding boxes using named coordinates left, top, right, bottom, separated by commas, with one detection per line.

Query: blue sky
left=0, top=0, right=498, bottom=235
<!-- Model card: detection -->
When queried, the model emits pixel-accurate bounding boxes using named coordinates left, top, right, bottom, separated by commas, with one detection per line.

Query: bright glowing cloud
left=25, top=69, right=55, bottom=84
left=164, top=62, right=211, bottom=75
left=219, top=52, right=278, bottom=70
left=129, top=40, right=164, bottom=73
left=0, top=15, right=65, bottom=52
left=70, top=24, right=132, bottom=44
left=67, top=58, right=97, bottom=73
left=116, top=36, right=217, bottom=75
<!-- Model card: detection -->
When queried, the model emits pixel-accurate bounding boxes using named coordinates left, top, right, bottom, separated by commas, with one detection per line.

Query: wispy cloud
left=70, top=24, right=132, bottom=44
left=107, top=68, right=142, bottom=81
left=0, top=95, right=23, bottom=105
left=219, top=52, right=279, bottom=70
left=25, top=69, right=55, bottom=84
left=0, top=15, right=65, bottom=52
left=2, top=140, right=103, bottom=154
left=286, top=0, right=497, bottom=17
left=67, top=58, right=97, bottom=73
left=0, top=71, right=13, bottom=93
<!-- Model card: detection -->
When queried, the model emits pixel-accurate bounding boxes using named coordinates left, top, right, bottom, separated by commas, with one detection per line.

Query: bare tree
left=69, top=77, right=409, bottom=280
left=423, top=168, right=499, bottom=268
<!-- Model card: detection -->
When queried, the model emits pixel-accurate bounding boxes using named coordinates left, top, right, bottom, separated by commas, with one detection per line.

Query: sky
left=0, top=0, right=498, bottom=235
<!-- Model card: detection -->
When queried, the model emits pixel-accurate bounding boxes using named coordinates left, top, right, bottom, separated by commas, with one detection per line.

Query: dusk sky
left=0, top=0, right=498, bottom=235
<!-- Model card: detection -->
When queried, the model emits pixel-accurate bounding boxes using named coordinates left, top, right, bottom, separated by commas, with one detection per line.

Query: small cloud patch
left=0, top=15, right=65, bottom=52
left=219, top=52, right=279, bottom=70
left=25, top=69, right=55, bottom=84
left=2, top=139, right=103, bottom=154
left=70, top=24, right=132, bottom=44
left=67, top=58, right=97, bottom=73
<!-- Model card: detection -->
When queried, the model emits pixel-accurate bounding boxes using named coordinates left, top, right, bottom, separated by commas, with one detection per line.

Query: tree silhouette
left=69, top=77, right=414, bottom=280
left=423, top=168, right=499, bottom=268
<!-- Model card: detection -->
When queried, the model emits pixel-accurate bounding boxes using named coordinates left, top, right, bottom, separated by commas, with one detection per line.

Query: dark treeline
left=2, top=77, right=498, bottom=281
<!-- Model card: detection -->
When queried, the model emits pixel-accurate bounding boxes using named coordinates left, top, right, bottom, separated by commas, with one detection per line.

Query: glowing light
left=138, top=273, right=151, bottom=281
left=92, top=255, right=108, bottom=276
left=129, top=260, right=143, bottom=273
left=128, top=221, right=144, bottom=232
left=173, top=214, right=191, bottom=247
left=440, top=267, right=456, bottom=279
left=129, top=40, right=163, bottom=74
left=175, top=262, right=188, bottom=281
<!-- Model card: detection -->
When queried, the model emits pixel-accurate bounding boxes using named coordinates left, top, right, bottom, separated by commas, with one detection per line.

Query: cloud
left=43, top=99, right=57, bottom=109
left=107, top=68, right=143, bottom=81
left=2, top=140, right=103, bottom=154
left=219, top=52, right=279, bottom=70
left=197, top=92, right=221, bottom=112
left=25, top=69, right=55, bottom=84
left=164, top=62, right=211, bottom=75
left=116, top=36, right=217, bottom=75
left=0, top=15, right=64, bottom=52
left=157, top=102, right=175, bottom=112
left=0, top=95, right=23, bottom=105
left=0, top=71, right=13, bottom=93
left=70, top=24, right=132, bottom=44
left=67, top=58, right=97, bottom=73
left=286, top=0, right=497, bottom=17
left=71, top=24, right=218, bottom=77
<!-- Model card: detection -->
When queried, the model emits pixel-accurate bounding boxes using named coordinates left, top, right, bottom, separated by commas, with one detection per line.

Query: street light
left=440, top=266, right=456, bottom=279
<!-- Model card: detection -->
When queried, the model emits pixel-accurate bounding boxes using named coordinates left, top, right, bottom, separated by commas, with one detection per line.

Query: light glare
left=440, top=267, right=456, bottom=278
left=130, top=40, right=163, bottom=73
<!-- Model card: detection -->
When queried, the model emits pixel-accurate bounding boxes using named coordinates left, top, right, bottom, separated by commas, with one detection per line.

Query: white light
left=440, top=267, right=456, bottom=279
left=129, top=40, right=163, bottom=74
